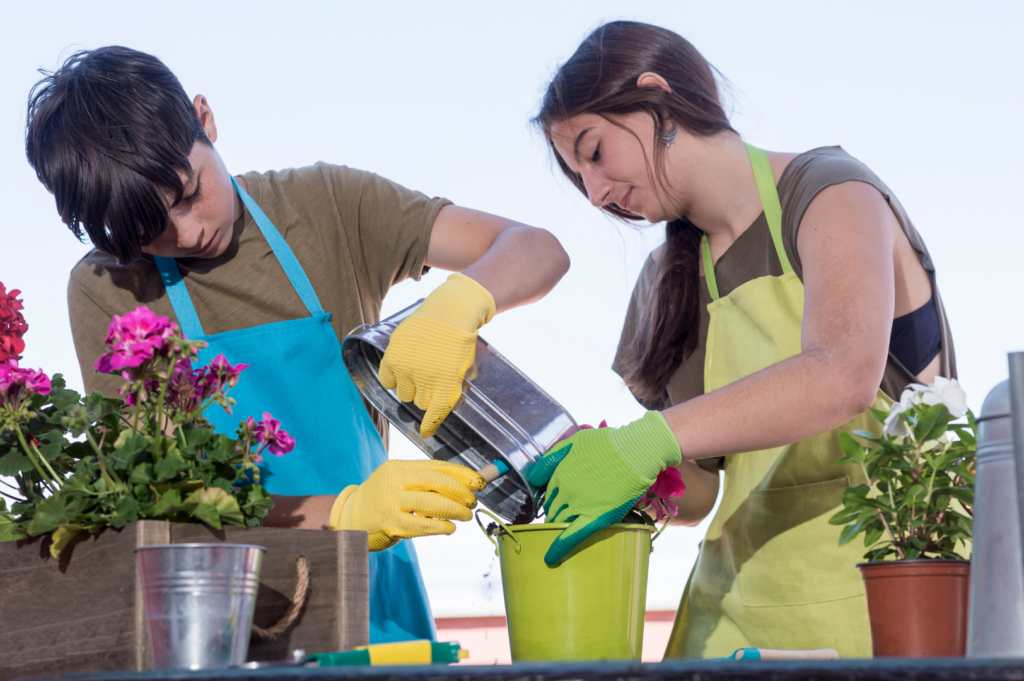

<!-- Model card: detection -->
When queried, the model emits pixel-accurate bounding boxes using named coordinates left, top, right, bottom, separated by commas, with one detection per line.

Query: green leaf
left=949, top=487, right=974, bottom=506
left=112, top=497, right=140, bottom=528
left=150, top=488, right=190, bottom=517
left=154, top=453, right=188, bottom=482
left=26, top=495, right=79, bottom=535
left=838, top=433, right=866, bottom=464
left=829, top=507, right=862, bottom=526
left=112, top=434, right=149, bottom=466
left=186, top=487, right=244, bottom=529
left=0, top=519, right=23, bottom=543
left=49, top=524, right=85, bottom=558
left=838, top=520, right=866, bottom=546
left=238, top=485, right=274, bottom=520
left=182, top=426, right=213, bottom=448
left=852, top=429, right=881, bottom=442
left=867, top=405, right=890, bottom=423
left=35, top=431, right=67, bottom=462
left=62, top=470, right=95, bottom=495
left=130, top=463, right=155, bottom=485
left=905, top=484, right=927, bottom=506
left=0, top=447, right=34, bottom=476
left=864, top=524, right=884, bottom=547
left=914, top=404, right=952, bottom=442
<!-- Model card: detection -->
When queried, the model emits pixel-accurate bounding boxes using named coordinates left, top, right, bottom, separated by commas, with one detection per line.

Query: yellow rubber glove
left=328, top=460, right=486, bottom=552
left=378, top=273, right=496, bottom=438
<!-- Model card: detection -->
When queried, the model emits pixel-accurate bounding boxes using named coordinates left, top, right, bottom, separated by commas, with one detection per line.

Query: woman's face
left=548, top=112, right=679, bottom=224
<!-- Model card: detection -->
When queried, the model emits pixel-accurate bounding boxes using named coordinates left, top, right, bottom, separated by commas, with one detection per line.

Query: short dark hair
left=25, top=46, right=209, bottom=263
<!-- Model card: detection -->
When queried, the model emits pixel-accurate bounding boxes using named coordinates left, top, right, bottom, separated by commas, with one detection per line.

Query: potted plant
left=0, top=303, right=289, bottom=552
left=830, top=378, right=975, bottom=657
left=0, top=283, right=368, bottom=677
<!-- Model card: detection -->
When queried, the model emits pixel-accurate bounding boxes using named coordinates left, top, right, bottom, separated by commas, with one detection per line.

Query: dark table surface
left=19, top=658, right=1024, bottom=681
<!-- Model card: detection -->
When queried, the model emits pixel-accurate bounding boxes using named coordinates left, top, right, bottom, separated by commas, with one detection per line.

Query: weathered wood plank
left=337, top=528, right=369, bottom=653
left=134, top=520, right=170, bottom=671
left=0, top=529, right=139, bottom=679
left=0, top=522, right=368, bottom=680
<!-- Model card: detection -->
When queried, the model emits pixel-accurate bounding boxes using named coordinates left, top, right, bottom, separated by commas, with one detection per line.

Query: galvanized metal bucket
left=343, top=301, right=579, bottom=524
left=135, top=543, right=265, bottom=670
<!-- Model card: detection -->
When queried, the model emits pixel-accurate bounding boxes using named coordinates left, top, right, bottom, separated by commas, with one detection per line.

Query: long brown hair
left=535, top=21, right=734, bottom=402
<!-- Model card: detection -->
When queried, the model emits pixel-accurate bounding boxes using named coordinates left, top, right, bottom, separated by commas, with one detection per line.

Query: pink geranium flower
left=210, top=354, right=249, bottom=389
left=0, top=360, right=51, bottom=404
left=650, top=465, right=686, bottom=499
left=636, top=466, right=686, bottom=523
left=254, top=412, right=295, bottom=456
left=94, top=306, right=179, bottom=374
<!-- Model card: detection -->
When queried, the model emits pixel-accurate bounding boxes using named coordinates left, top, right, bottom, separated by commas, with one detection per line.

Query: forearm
left=462, top=225, right=570, bottom=314
left=262, top=494, right=335, bottom=529
left=664, top=347, right=881, bottom=460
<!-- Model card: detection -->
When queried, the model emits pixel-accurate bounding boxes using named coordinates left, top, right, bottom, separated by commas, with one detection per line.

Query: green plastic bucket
left=477, top=510, right=657, bottom=661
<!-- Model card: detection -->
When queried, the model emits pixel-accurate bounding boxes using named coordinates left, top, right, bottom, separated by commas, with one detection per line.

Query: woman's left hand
left=527, top=411, right=682, bottom=565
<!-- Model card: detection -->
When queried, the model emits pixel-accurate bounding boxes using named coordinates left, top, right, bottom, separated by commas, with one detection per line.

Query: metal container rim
left=134, top=543, right=267, bottom=552
left=491, top=522, right=655, bottom=535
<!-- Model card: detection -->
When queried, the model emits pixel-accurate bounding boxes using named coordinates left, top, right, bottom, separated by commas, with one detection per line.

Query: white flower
left=907, top=377, right=968, bottom=418
left=884, top=396, right=913, bottom=438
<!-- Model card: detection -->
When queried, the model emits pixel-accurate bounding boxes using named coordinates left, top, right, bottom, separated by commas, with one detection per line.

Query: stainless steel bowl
left=342, top=301, right=578, bottom=524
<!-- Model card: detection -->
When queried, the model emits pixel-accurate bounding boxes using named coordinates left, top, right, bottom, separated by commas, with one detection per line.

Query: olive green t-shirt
left=67, top=163, right=450, bottom=448
left=613, top=146, right=957, bottom=469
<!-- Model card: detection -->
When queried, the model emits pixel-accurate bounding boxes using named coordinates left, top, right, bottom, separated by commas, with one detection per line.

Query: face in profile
left=548, top=111, right=679, bottom=225
left=140, top=96, right=241, bottom=260
left=141, top=142, right=239, bottom=260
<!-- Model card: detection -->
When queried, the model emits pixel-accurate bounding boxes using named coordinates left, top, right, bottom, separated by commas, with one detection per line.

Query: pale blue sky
left=2, top=1, right=1021, bottom=616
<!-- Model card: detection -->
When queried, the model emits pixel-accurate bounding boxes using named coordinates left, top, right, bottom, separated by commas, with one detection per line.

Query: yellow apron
left=664, top=144, right=888, bottom=659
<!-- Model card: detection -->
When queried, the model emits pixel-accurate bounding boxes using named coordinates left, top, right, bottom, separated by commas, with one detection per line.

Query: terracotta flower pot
left=858, top=559, right=970, bottom=657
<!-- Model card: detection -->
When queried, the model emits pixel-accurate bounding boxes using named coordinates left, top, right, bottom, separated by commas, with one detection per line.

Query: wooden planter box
left=0, top=521, right=368, bottom=679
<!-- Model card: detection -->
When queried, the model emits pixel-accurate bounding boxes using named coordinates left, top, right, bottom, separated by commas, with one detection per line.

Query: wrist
left=442, top=273, right=496, bottom=328
left=612, top=411, right=683, bottom=482
left=329, top=485, right=359, bottom=531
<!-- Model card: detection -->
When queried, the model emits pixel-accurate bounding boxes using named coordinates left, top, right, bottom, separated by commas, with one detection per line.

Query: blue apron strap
left=231, top=177, right=324, bottom=316
left=155, top=256, right=206, bottom=339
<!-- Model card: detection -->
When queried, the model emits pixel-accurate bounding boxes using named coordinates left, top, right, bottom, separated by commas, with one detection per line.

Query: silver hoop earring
left=660, top=123, right=678, bottom=147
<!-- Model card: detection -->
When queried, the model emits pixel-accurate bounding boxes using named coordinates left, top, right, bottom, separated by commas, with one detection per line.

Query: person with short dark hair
left=25, top=45, right=570, bottom=643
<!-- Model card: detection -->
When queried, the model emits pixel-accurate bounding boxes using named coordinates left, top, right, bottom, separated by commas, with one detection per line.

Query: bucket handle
left=475, top=509, right=521, bottom=557
left=650, top=517, right=671, bottom=551
left=345, top=323, right=371, bottom=338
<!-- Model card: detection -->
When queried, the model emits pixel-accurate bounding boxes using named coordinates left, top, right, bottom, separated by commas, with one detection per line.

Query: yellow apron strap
left=701, top=144, right=790, bottom=303
left=701, top=233, right=720, bottom=301
left=745, top=143, right=793, bottom=274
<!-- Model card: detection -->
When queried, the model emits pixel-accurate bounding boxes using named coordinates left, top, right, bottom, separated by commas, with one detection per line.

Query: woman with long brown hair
left=526, top=21, right=956, bottom=658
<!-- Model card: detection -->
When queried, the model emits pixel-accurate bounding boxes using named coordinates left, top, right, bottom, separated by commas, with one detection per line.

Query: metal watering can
left=967, top=352, right=1024, bottom=656
left=342, top=300, right=579, bottom=524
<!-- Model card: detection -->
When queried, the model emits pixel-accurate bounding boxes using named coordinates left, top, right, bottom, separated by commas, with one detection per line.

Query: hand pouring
left=342, top=301, right=578, bottom=524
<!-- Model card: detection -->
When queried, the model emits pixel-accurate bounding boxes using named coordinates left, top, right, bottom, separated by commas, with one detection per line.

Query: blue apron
left=155, top=177, right=435, bottom=643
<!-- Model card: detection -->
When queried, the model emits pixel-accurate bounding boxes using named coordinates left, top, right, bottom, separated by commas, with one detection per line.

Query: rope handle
left=251, top=556, right=310, bottom=641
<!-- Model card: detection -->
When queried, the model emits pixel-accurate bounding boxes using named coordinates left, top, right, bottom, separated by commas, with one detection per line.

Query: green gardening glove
left=527, top=411, right=682, bottom=565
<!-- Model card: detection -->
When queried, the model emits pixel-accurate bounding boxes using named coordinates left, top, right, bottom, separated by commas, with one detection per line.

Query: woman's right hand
left=329, top=460, right=485, bottom=551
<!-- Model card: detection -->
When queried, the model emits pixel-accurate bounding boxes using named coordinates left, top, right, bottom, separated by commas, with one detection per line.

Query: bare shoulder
left=798, top=181, right=897, bottom=262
